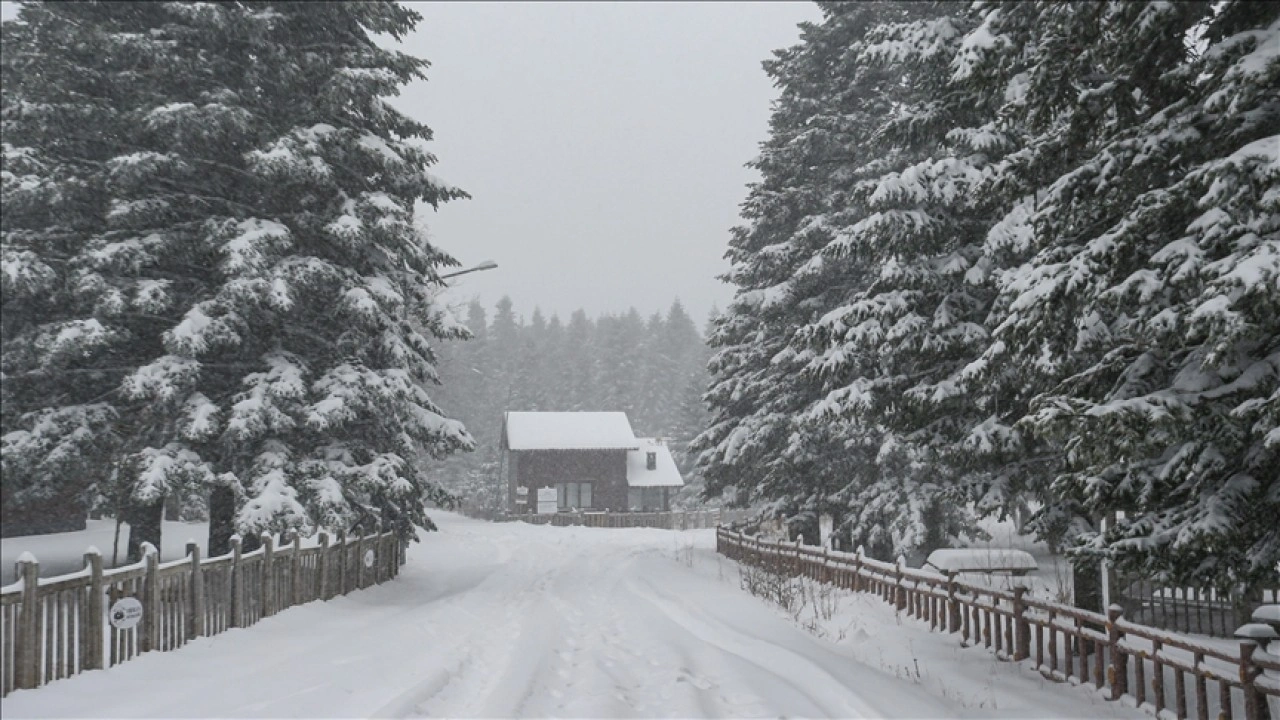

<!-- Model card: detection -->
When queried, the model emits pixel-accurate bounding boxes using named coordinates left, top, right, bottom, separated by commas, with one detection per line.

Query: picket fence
left=521, top=508, right=743, bottom=530
left=0, top=529, right=403, bottom=698
left=717, top=528, right=1280, bottom=720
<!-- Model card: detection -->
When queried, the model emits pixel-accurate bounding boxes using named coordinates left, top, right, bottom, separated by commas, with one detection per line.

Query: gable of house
left=626, top=439, right=683, bottom=488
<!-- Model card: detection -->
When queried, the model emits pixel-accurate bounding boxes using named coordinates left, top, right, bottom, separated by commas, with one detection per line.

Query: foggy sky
left=1, top=1, right=823, bottom=325
left=397, top=2, right=821, bottom=325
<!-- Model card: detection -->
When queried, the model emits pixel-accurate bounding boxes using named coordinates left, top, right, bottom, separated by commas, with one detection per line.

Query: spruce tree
left=2, top=2, right=473, bottom=556
left=987, top=1, right=1280, bottom=589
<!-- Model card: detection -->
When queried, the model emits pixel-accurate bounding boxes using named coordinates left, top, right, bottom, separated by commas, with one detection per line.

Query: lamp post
left=440, top=260, right=498, bottom=281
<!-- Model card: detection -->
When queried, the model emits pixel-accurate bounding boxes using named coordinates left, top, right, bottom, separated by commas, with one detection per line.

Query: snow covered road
left=3, top=513, right=1142, bottom=718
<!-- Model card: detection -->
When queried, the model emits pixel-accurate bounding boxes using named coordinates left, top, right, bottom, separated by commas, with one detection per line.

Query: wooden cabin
left=501, top=412, right=684, bottom=514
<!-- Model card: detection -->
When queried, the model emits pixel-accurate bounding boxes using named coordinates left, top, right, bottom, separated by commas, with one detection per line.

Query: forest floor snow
left=2, top=512, right=1145, bottom=719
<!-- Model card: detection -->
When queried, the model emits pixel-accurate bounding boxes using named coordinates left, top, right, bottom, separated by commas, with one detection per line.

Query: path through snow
left=2, top=513, right=1143, bottom=718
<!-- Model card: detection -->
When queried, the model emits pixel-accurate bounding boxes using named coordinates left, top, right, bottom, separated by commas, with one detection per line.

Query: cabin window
left=628, top=487, right=664, bottom=511
left=555, top=481, right=593, bottom=510
left=646, top=451, right=657, bottom=470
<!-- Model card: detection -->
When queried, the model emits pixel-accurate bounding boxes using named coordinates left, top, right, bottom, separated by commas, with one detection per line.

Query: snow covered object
left=1, top=2, right=472, bottom=554
left=987, top=1, right=1280, bottom=589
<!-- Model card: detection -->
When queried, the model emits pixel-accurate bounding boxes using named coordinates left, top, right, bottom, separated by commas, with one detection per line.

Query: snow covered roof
left=503, top=412, right=639, bottom=451
left=923, top=548, right=1037, bottom=574
left=626, top=439, right=684, bottom=488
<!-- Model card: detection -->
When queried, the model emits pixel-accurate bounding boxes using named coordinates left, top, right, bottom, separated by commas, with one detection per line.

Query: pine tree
left=986, top=1, right=1280, bottom=589
left=2, top=2, right=473, bottom=556
left=697, top=1, right=941, bottom=547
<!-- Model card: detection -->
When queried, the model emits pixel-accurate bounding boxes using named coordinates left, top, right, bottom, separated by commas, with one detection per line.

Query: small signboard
left=516, top=486, right=528, bottom=505
left=109, top=597, right=143, bottom=630
left=363, top=548, right=376, bottom=568
left=537, top=487, right=558, bottom=514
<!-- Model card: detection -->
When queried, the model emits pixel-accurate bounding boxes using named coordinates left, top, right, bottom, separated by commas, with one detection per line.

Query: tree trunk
left=207, top=485, right=236, bottom=557
left=124, top=496, right=164, bottom=563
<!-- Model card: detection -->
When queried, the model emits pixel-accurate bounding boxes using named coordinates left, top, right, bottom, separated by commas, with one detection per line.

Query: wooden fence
left=1117, top=576, right=1279, bottom=639
left=0, top=529, right=403, bottom=698
left=520, top=509, right=741, bottom=530
left=717, top=528, right=1280, bottom=720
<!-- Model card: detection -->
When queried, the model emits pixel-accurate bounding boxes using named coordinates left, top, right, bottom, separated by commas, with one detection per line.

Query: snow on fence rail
left=0, top=528, right=402, bottom=698
left=716, top=528, right=1280, bottom=720
left=520, top=509, right=740, bottom=530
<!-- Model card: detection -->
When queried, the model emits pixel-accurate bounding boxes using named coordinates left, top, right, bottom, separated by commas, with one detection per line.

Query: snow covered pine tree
left=986, top=1, right=1280, bottom=591
left=1, top=2, right=472, bottom=558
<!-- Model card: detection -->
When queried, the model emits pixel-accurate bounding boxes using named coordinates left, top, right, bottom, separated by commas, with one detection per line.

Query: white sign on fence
left=109, top=597, right=143, bottom=630
left=363, top=548, right=375, bottom=568
left=537, top=487, right=557, bottom=514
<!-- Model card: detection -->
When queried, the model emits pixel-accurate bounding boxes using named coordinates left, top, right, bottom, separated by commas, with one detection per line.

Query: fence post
left=1240, top=641, right=1263, bottom=720
left=260, top=534, right=274, bottom=617
left=337, top=530, right=348, bottom=594
left=894, top=556, right=907, bottom=611
left=1107, top=604, right=1127, bottom=701
left=15, top=557, right=39, bottom=689
left=318, top=532, right=330, bottom=600
left=85, top=550, right=104, bottom=671
left=141, top=543, right=159, bottom=653
left=229, top=536, right=242, bottom=627
left=1013, top=586, right=1030, bottom=661
left=290, top=533, right=302, bottom=607
left=187, top=542, right=204, bottom=639
left=355, top=531, right=365, bottom=592
left=947, top=571, right=961, bottom=634
left=854, top=547, right=864, bottom=593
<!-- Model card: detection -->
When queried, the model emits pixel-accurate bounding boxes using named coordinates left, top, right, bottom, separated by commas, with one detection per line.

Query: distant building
left=500, top=411, right=684, bottom=514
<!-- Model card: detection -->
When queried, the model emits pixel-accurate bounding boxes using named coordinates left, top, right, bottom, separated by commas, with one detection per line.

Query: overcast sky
left=1, top=1, right=822, bottom=325
left=399, top=2, right=820, bottom=324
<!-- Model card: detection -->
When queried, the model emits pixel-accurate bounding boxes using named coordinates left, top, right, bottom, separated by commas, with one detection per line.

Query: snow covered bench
left=923, top=548, right=1038, bottom=576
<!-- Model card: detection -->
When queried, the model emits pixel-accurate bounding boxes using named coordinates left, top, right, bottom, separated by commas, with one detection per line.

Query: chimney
left=646, top=451, right=657, bottom=470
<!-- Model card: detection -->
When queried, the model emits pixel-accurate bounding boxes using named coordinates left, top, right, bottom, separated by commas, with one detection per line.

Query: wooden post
left=187, top=542, right=204, bottom=639
left=947, top=571, right=961, bottom=634
left=336, top=530, right=347, bottom=595
left=317, top=532, right=330, bottom=601
left=854, top=548, right=864, bottom=593
left=1240, top=641, right=1263, bottom=720
left=1107, top=605, right=1127, bottom=700
left=15, top=557, right=40, bottom=689
left=290, top=533, right=302, bottom=607
left=229, top=536, right=242, bottom=628
left=85, top=551, right=104, bottom=670
left=1013, top=586, right=1030, bottom=661
left=355, top=531, right=365, bottom=592
left=260, top=534, right=274, bottom=617
left=141, top=544, right=158, bottom=653
left=894, top=557, right=906, bottom=611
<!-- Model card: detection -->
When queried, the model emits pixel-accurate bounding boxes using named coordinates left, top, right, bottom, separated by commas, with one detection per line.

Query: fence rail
left=716, top=528, right=1280, bottom=720
left=0, top=529, right=403, bottom=698
left=520, top=509, right=742, bottom=530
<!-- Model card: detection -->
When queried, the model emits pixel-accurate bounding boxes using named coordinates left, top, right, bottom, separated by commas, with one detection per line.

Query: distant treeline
left=427, top=297, right=713, bottom=511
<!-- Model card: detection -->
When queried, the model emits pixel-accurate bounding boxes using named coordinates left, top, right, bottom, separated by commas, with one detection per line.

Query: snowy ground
left=2, top=512, right=1144, bottom=719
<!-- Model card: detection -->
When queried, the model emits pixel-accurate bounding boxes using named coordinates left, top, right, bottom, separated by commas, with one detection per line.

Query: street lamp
left=439, top=260, right=498, bottom=281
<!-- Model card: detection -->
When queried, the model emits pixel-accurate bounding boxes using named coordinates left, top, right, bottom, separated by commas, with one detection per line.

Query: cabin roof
left=626, top=438, right=684, bottom=488
left=503, top=411, right=639, bottom=450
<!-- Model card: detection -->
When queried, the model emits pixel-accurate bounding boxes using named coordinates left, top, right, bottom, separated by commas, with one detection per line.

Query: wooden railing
left=717, top=528, right=1280, bottom=720
left=0, top=529, right=403, bottom=697
left=521, top=509, right=737, bottom=529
